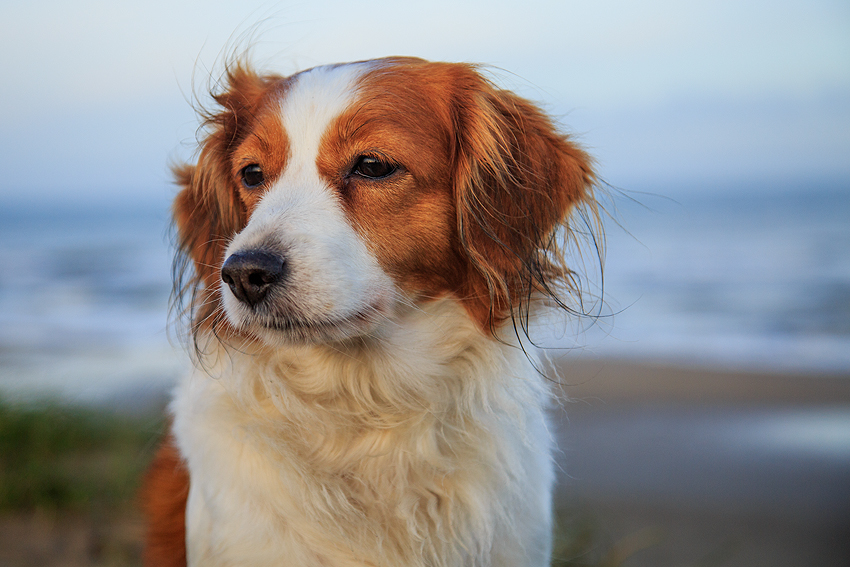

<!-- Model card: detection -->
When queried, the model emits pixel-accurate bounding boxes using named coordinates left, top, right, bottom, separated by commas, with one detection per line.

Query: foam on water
left=0, top=203, right=182, bottom=405
left=577, top=185, right=850, bottom=373
left=0, top=184, right=848, bottom=404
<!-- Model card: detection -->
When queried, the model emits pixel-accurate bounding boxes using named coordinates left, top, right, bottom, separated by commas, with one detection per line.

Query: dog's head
left=173, top=57, right=595, bottom=346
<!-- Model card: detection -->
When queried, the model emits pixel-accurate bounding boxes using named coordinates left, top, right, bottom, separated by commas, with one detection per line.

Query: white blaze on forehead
left=223, top=60, right=394, bottom=340
left=279, top=62, right=373, bottom=182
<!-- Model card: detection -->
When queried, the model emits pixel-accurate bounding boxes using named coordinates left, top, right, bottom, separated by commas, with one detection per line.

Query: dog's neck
left=192, top=300, right=531, bottom=413
left=171, top=299, right=553, bottom=566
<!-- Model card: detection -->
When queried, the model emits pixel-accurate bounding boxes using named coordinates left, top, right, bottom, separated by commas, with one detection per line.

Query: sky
left=0, top=0, right=847, bottom=206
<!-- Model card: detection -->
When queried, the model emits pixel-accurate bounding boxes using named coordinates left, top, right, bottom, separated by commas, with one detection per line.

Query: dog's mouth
left=241, top=303, right=387, bottom=345
left=266, top=308, right=374, bottom=333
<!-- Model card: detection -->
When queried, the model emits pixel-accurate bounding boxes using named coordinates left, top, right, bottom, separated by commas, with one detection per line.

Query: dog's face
left=173, top=57, right=594, bottom=346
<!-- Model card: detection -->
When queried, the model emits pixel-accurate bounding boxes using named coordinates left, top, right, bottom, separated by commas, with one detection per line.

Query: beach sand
left=553, top=357, right=850, bottom=406
left=550, top=357, right=850, bottom=566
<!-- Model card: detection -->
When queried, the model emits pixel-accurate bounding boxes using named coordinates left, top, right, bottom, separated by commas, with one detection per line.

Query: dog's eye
left=352, top=156, right=396, bottom=180
left=241, top=164, right=265, bottom=189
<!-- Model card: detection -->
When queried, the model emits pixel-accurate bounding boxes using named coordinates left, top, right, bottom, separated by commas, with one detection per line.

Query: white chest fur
left=171, top=301, right=555, bottom=567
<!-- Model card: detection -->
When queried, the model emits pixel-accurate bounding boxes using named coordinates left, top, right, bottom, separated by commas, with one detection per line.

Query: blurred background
left=0, top=1, right=848, bottom=565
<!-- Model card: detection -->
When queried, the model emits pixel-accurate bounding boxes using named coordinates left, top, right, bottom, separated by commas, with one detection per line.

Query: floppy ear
left=452, top=69, right=596, bottom=332
left=172, top=64, right=281, bottom=334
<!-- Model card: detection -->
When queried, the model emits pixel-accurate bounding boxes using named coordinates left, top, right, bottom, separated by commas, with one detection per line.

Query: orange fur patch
left=141, top=435, right=189, bottom=567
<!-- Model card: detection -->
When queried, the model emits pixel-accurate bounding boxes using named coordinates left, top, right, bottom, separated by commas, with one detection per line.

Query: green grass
left=0, top=397, right=163, bottom=512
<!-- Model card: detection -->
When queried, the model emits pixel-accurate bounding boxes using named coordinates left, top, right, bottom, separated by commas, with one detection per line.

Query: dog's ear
left=451, top=69, right=596, bottom=332
left=172, top=65, right=280, bottom=333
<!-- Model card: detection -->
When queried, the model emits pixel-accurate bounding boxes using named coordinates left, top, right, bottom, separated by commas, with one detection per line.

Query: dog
left=143, top=56, right=596, bottom=567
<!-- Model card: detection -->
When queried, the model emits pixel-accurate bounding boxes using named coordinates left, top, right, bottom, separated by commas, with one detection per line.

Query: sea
left=1, top=183, right=848, bottom=406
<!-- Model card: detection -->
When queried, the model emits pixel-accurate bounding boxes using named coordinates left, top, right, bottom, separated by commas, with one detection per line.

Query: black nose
left=221, top=250, right=286, bottom=307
